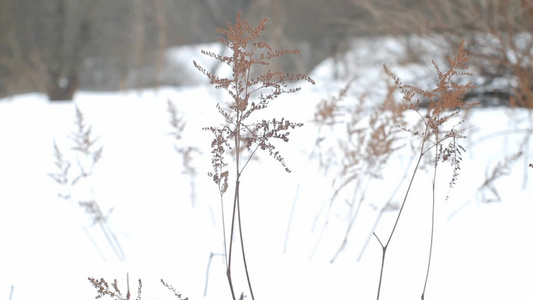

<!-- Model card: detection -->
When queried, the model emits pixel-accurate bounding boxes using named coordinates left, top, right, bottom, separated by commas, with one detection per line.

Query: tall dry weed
left=373, top=41, right=476, bottom=299
left=194, top=12, right=314, bottom=300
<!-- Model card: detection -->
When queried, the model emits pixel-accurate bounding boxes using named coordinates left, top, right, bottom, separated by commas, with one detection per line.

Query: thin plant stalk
left=374, top=141, right=426, bottom=299
left=421, top=146, right=439, bottom=299
left=374, top=41, right=474, bottom=299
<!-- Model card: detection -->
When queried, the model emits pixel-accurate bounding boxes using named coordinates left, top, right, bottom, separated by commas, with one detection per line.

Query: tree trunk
left=46, top=0, right=99, bottom=101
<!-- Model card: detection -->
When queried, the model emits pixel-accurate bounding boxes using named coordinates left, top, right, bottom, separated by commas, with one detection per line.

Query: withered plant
left=373, top=41, right=476, bottom=299
left=315, top=80, right=408, bottom=263
left=49, top=105, right=125, bottom=261
left=88, top=277, right=189, bottom=300
left=161, top=279, right=189, bottom=300
left=167, top=99, right=200, bottom=207
left=479, top=148, right=523, bottom=203
left=194, top=13, right=314, bottom=300
left=89, top=276, right=142, bottom=300
left=283, top=79, right=356, bottom=255
left=296, top=74, right=414, bottom=264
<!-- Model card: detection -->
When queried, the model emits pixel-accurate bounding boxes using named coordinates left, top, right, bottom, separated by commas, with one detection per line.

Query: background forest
left=2, top=0, right=532, bottom=106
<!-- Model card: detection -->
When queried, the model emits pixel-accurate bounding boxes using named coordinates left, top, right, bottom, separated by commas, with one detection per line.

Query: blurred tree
left=0, top=0, right=101, bottom=100
left=348, top=0, right=533, bottom=107
left=46, top=0, right=100, bottom=100
left=0, top=0, right=373, bottom=98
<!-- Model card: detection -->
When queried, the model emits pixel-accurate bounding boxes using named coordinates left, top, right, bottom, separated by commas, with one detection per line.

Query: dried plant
left=161, top=279, right=189, bottom=300
left=329, top=80, right=407, bottom=263
left=283, top=79, right=355, bottom=255
left=194, top=12, right=314, bottom=300
left=167, top=99, right=200, bottom=207
left=303, top=76, right=409, bottom=262
left=479, top=149, right=523, bottom=203
left=88, top=277, right=190, bottom=300
left=49, top=105, right=125, bottom=261
left=373, top=41, right=476, bottom=299
left=88, top=276, right=142, bottom=300
left=49, top=141, right=71, bottom=199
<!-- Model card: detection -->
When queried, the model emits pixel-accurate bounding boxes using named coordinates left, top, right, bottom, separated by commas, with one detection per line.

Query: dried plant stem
left=358, top=153, right=416, bottom=261
left=226, top=190, right=238, bottom=300
left=374, top=138, right=426, bottom=300
left=330, top=179, right=367, bottom=263
left=225, top=115, right=255, bottom=300
left=421, top=150, right=438, bottom=299
left=236, top=184, right=255, bottom=300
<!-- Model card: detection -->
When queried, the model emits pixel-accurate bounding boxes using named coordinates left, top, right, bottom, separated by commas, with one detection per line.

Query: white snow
left=0, top=37, right=532, bottom=300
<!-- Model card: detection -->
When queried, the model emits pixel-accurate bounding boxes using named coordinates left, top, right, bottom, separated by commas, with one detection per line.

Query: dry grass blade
left=167, top=99, right=200, bottom=207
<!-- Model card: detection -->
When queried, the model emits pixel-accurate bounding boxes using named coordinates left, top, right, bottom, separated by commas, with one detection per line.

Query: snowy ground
left=0, top=38, right=532, bottom=300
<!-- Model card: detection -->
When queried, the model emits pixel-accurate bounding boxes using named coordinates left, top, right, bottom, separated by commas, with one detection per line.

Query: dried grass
left=167, top=99, right=200, bottom=207
left=49, top=105, right=124, bottom=261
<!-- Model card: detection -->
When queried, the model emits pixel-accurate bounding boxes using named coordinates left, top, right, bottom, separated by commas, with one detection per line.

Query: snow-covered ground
left=0, top=38, right=532, bottom=300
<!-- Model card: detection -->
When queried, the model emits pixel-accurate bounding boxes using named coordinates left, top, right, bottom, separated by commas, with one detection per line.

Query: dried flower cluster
left=88, top=277, right=189, bottom=300
left=194, top=13, right=314, bottom=194
left=88, top=277, right=142, bottom=300
left=384, top=41, right=477, bottom=188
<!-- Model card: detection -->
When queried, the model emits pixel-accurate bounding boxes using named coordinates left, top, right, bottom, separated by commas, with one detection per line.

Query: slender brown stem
left=236, top=182, right=255, bottom=300
left=421, top=147, right=439, bottom=299
left=386, top=135, right=427, bottom=246
left=373, top=233, right=386, bottom=300
left=358, top=154, right=416, bottom=261
left=226, top=268, right=237, bottom=300
left=227, top=176, right=239, bottom=269
left=225, top=114, right=241, bottom=300
left=374, top=138, right=426, bottom=299
left=226, top=187, right=238, bottom=300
